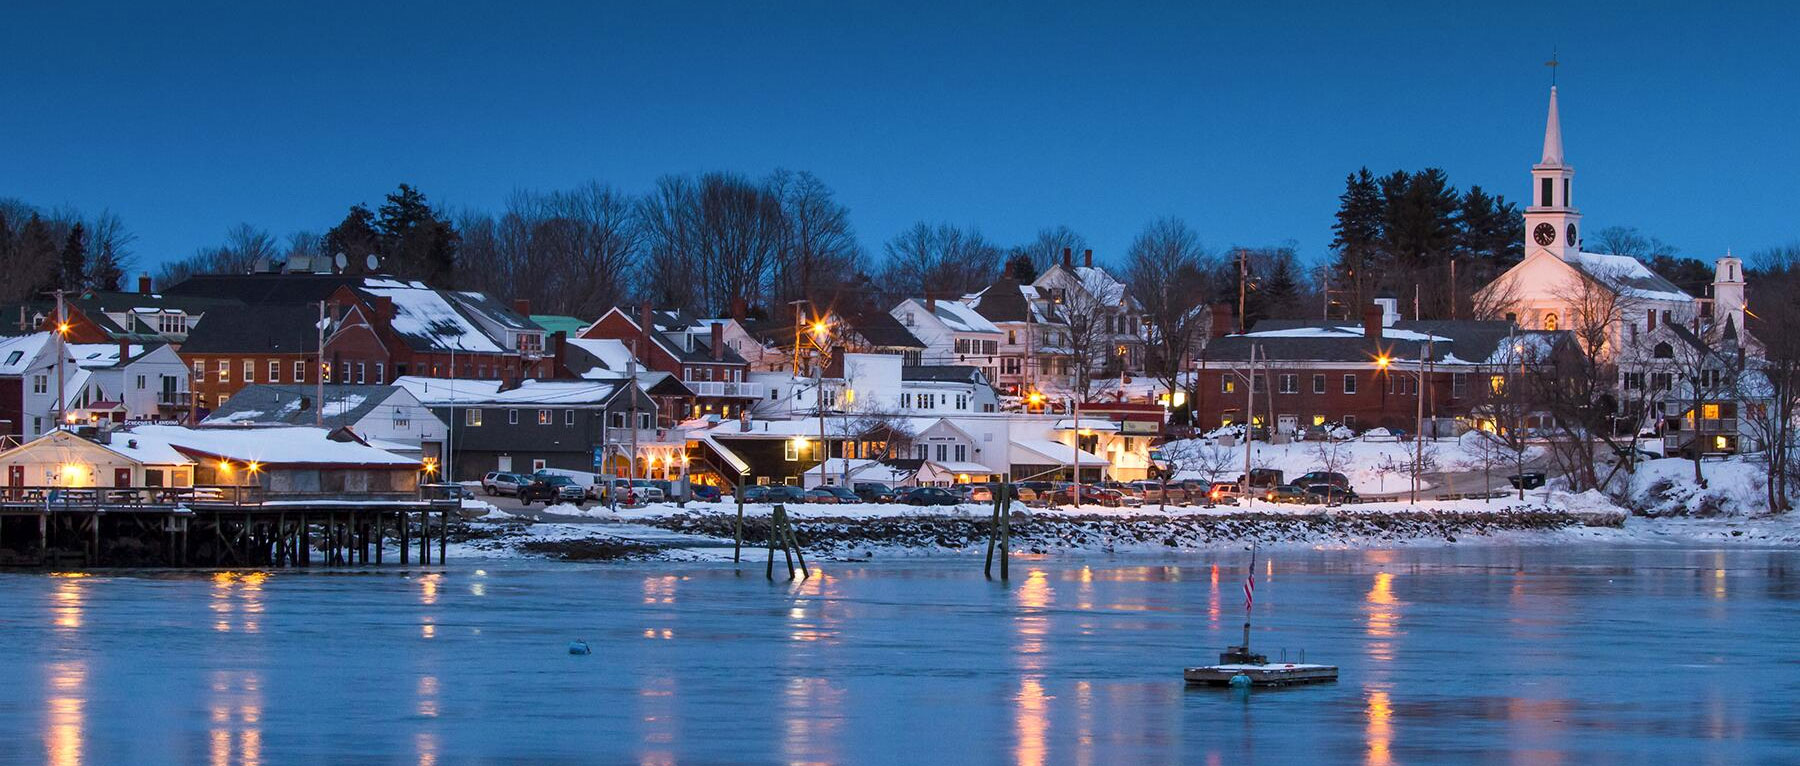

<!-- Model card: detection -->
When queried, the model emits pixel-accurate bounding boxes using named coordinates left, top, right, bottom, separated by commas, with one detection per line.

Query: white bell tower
left=1712, top=253, right=1746, bottom=338
left=1525, top=86, right=1581, bottom=261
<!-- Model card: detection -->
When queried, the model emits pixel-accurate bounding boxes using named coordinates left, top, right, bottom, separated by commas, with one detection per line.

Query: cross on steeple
left=1545, top=49, right=1560, bottom=86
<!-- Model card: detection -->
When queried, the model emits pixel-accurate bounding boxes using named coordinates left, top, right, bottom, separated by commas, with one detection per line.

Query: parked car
left=1263, top=484, right=1312, bottom=504
left=898, top=486, right=961, bottom=506
left=970, top=484, right=1030, bottom=503
left=1293, top=471, right=1351, bottom=490
left=1207, top=481, right=1243, bottom=506
left=1237, top=469, right=1284, bottom=488
left=946, top=485, right=973, bottom=503
left=1130, top=480, right=1187, bottom=506
left=853, top=482, right=898, bottom=503
left=804, top=487, right=843, bottom=504
left=1507, top=473, right=1546, bottom=490
left=482, top=471, right=529, bottom=496
left=1016, top=481, right=1056, bottom=506
left=520, top=475, right=586, bottom=506
left=1010, top=483, right=1040, bottom=504
left=1097, top=481, right=1144, bottom=500
left=758, top=485, right=809, bottom=504
left=689, top=484, right=722, bottom=502
left=741, top=485, right=771, bottom=503
left=629, top=480, right=667, bottom=503
left=1302, top=483, right=1358, bottom=506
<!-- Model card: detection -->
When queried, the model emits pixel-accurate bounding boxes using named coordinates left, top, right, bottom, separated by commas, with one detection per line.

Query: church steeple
left=1525, top=85, right=1581, bottom=261
left=1541, top=86, right=1564, bottom=165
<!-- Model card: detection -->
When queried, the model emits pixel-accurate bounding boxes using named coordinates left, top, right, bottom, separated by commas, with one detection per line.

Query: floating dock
left=1183, top=662, right=1339, bottom=687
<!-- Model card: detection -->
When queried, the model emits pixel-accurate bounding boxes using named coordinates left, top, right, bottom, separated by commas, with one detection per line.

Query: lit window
left=537, top=409, right=551, bottom=425
left=1702, top=404, right=1720, bottom=420
left=1543, top=313, right=1559, bottom=331
left=465, top=409, right=483, bottom=426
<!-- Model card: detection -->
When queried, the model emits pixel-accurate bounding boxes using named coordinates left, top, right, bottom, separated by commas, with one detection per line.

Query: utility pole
left=1412, top=341, right=1428, bottom=505
left=1243, top=343, right=1256, bottom=508
left=1237, top=248, right=1248, bottom=333
left=628, top=343, right=640, bottom=488
left=1070, top=394, right=1082, bottom=507
left=53, top=289, right=67, bottom=430
left=315, top=300, right=327, bottom=427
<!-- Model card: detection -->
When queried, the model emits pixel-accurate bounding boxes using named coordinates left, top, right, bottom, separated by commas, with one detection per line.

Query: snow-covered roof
left=563, top=337, right=639, bottom=378
left=0, top=333, right=52, bottom=375
left=923, top=299, right=1001, bottom=335
left=1052, top=418, right=1121, bottom=432
left=1570, top=253, right=1693, bottom=303
left=1009, top=438, right=1108, bottom=466
left=393, top=376, right=618, bottom=406
left=1242, top=326, right=1451, bottom=343
left=109, top=425, right=419, bottom=467
left=801, top=458, right=918, bottom=484
left=66, top=343, right=149, bottom=369
left=360, top=278, right=504, bottom=353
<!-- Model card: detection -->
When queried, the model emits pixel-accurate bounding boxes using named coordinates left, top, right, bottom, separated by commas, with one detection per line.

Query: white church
left=1476, top=86, right=1760, bottom=454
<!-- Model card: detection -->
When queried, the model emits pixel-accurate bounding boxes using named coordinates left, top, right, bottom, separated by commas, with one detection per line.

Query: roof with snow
left=393, top=376, right=621, bottom=406
left=107, top=424, right=420, bottom=467
left=1009, top=438, right=1108, bottom=466
left=358, top=278, right=505, bottom=353
left=562, top=337, right=640, bottom=379
left=0, top=333, right=52, bottom=375
left=900, top=298, right=1001, bottom=335
left=179, top=303, right=321, bottom=355
left=1208, top=320, right=1570, bottom=366
left=202, top=384, right=412, bottom=428
left=965, top=278, right=1061, bottom=324
left=1569, top=252, right=1692, bottom=303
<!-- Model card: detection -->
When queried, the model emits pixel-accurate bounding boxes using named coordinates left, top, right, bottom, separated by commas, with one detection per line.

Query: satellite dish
left=366, top=254, right=380, bottom=272
left=333, top=252, right=348, bottom=271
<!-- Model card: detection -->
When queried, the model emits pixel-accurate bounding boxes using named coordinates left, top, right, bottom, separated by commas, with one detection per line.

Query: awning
left=1009, top=438, right=1107, bottom=466
left=1051, top=418, right=1119, bottom=432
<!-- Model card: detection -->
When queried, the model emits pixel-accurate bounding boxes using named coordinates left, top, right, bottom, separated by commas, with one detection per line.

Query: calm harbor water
left=2, top=546, right=1798, bottom=765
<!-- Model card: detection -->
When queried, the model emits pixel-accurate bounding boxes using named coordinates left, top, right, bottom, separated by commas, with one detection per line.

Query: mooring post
left=38, top=513, right=47, bottom=564
left=419, top=511, right=430, bottom=566
left=776, top=505, right=796, bottom=580
left=786, top=512, right=808, bottom=578
left=733, top=478, right=746, bottom=563
left=90, top=512, right=101, bottom=566
left=765, top=504, right=778, bottom=580
left=984, top=485, right=1000, bottom=578
left=374, top=511, right=384, bottom=565
left=400, top=511, right=409, bottom=566
left=999, top=487, right=1011, bottom=581
left=439, top=509, right=447, bottom=565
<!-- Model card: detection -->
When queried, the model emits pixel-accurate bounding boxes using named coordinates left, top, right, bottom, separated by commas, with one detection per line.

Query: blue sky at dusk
left=4, top=1, right=1796, bottom=274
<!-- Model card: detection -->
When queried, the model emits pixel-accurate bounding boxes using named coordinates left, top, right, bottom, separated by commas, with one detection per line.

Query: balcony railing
left=685, top=381, right=761, bottom=398
left=157, top=391, right=194, bottom=406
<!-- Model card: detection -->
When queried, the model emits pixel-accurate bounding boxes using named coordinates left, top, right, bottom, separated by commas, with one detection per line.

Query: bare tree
left=1126, top=217, right=1212, bottom=424
left=768, top=169, right=862, bottom=306
left=637, top=173, right=785, bottom=316
left=1743, top=264, right=1800, bottom=512
left=1013, top=226, right=1088, bottom=277
left=156, top=223, right=280, bottom=286
left=877, top=222, right=1002, bottom=304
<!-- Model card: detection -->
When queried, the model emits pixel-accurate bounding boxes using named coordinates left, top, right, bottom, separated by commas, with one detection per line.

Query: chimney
left=710, top=323, right=724, bottom=361
left=512, top=298, right=531, bottom=317
left=639, top=304, right=655, bottom=357
left=374, top=295, right=395, bottom=320
left=731, top=297, right=747, bottom=322
left=1209, top=304, right=1232, bottom=339
left=137, top=274, right=152, bottom=294
left=1083, top=249, right=1093, bottom=268
left=925, top=292, right=936, bottom=313
left=1062, top=248, right=1072, bottom=269
left=550, top=330, right=568, bottom=377
left=118, top=339, right=130, bottom=363
left=1363, top=304, right=1383, bottom=340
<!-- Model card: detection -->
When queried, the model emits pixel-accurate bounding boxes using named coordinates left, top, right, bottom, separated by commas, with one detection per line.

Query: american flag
left=1244, top=544, right=1258, bottom=612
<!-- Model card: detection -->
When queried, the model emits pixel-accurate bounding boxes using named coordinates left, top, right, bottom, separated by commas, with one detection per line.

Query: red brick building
left=1190, top=308, right=1571, bottom=435
left=323, top=280, right=549, bottom=386
left=579, top=306, right=757, bottom=418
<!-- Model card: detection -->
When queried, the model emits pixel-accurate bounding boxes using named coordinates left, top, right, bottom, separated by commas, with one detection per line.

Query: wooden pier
left=0, top=485, right=461, bottom=569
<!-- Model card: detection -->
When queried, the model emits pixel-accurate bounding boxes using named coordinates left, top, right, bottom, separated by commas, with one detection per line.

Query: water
left=3, top=546, right=1799, bottom=765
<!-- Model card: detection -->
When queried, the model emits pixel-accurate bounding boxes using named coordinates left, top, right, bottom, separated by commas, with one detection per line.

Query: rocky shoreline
left=636, top=507, right=1626, bottom=555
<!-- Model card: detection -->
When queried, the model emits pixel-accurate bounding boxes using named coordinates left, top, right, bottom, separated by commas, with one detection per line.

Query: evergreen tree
left=1329, top=168, right=1384, bottom=314
left=376, top=184, right=458, bottom=286
left=18, top=213, right=60, bottom=299
left=1002, top=251, right=1037, bottom=281
left=323, top=204, right=382, bottom=271
left=59, top=222, right=87, bottom=293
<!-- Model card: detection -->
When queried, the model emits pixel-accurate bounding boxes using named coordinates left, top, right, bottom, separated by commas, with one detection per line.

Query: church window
left=1543, top=313, right=1558, bottom=331
left=1563, top=178, right=1571, bottom=206
left=1654, top=342, right=1674, bottom=360
left=1541, top=178, right=1553, bottom=207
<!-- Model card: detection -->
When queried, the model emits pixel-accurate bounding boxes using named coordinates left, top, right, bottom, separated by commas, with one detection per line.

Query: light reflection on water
left=3, top=548, right=1798, bottom=764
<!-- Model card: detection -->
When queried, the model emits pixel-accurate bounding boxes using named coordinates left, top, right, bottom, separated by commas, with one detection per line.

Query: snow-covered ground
left=1161, top=431, right=1545, bottom=495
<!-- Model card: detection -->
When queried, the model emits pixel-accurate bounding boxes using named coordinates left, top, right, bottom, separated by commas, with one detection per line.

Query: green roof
left=530, top=314, right=590, bottom=335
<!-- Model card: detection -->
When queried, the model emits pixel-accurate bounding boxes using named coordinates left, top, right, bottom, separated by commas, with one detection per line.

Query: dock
left=1183, top=662, right=1340, bottom=687
left=0, top=485, right=462, bottom=568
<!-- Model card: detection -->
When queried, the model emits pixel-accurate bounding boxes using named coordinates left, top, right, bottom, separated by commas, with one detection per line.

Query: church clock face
left=1567, top=224, right=1578, bottom=248
left=1533, top=222, right=1557, bottom=246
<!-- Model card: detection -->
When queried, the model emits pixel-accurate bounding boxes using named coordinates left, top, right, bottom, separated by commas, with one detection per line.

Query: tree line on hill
left=0, top=200, right=132, bottom=303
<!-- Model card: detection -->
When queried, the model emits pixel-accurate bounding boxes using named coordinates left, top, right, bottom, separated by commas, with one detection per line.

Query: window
left=465, top=409, right=483, bottom=426
left=241, top=360, right=253, bottom=382
left=1313, top=374, right=1326, bottom=394
left=955, top=394, right=968, bottom=410
left=135, top=374, right=146, bottom=390
left=784, top=441, right=799, bottom=461
left=1540, top=177, right=1553, bottom=207
left=1221, top=378, right=1236, bottom=394
left=294, top=361, right=307, bottom=381
left=217, top=394, right=229, bottom=407
left=1490, top=375, right=1506, bottom=395
left=1251, top=376, right=1266, bottom=393
left=1312, top=415, right=1326, bottom=426
left=1647, top=309, right=1657, bottom=331
left=936, top=444, right=948, bottom=461
left=269, top=360, right=281, bottom=382
left=322, top=363, right=331, bottom=382
left=394, top=409, right=410, bottom=428
left=1342, top=374, right=1357, bottom=394
left=1278, top=374, right=1298, bottom=394
left=374, top=363, right=385, bottom=384
left=639, top=413, right=651, bottom=429
left=1622, top=372, right=1645, bottom=391
left=1343, top=415, right=1356, bottom=428
left=339, top=362, right=350, bottom=383
left=1702, top=403, right=1721, bottom=420
left=355, top=362, right=366, bottom=384
left=611, top=412, right=626, bottom=429
left=31, top=375, right=47, bottom=394
left=1452, top=373, right=1467, bottom=398
left=508, top=409, right=519, bottom=425
left=1543, top=313, right=1558, bottom=331
left=915, top=444, right=928, bottom=460
left=564, top=410, right=575, bottom=426
left=193, top=361, right=204, bottom=380
left=954, top=445, right=967, bottom=462
left=537, top=409, right=551, bottom=425
left=218, top=360, right=230, bottom=382
left=1653, top=342, right=1674, bottom=360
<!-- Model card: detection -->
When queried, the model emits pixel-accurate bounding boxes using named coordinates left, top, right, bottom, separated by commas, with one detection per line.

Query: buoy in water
left=568, top=640, right=592, bottom=655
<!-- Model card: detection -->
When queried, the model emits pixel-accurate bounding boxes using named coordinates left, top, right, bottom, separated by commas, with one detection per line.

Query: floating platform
left=1183, top=662, right=1339, bottom=687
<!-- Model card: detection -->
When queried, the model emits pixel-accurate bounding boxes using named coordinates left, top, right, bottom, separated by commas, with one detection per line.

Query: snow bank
left=1625, top=456, right=1774, bottom=517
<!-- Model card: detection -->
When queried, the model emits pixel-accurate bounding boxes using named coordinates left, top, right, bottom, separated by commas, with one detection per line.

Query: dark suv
left=520, top=475, right=586, bottom=506
left=853, top=483, right=897, bottom=503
